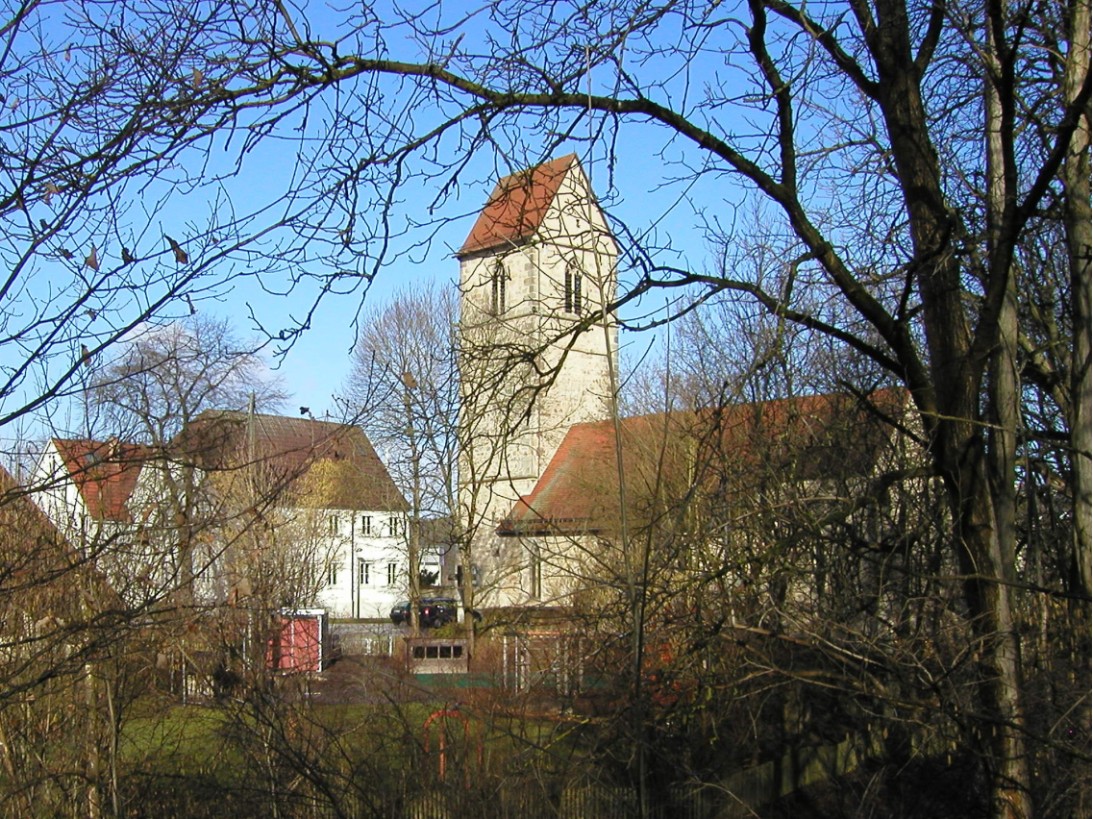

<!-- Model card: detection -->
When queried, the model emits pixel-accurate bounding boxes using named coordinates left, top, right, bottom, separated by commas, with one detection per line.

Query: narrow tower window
left=490, top=261, right=507, bottom=315
left=565, top=264, right=582, bottom=315
left=529, top=540, right=542, bottom=599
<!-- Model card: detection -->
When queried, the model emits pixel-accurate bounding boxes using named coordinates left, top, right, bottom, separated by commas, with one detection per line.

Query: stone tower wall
left=457, top=157, right=618, bottom=606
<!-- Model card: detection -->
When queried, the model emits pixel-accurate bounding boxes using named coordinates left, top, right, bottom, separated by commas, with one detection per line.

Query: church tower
left=456, top=154, right=618, bottom=606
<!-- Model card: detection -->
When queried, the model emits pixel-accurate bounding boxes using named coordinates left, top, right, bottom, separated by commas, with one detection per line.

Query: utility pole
left=402, top=372, right=422, bottom=635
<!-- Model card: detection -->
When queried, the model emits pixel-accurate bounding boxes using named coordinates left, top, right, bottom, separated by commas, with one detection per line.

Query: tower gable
left=457, top=154, right=576, bottom=259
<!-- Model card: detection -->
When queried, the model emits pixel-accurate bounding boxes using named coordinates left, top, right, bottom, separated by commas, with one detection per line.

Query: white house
left=30, top=414, right=410, bottom=619
left=31, top=437, right=148, bottom=542
left=179, top=411, right=410, bottom=619
left=28, top=437, right=183, bottom=605
left=311, top=502, right=412, bottom=619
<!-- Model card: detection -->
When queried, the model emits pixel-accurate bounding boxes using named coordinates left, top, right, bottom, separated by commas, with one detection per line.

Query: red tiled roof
left=1, top=463, right=68, bottom=554
left=1, top=465, right=122, bottom=622
left=457, top=154, right=577, bottom=258
left=51, top=438, right=155, bottom=522
left=501, top=389, right=908, bottom=536
left=502, top=413, right=687, bottom=535
left=179, top=412, right=408, bottom=511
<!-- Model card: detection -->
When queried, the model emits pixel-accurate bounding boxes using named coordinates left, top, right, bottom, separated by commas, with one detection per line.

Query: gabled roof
left=50, top=438, right=156, bottom=522
left=501, top=389, right=908, bottom=537
left=1, top=463, right=71, bottom=563
left=0, top=464, right=118, bottom=612
left=179, top=411, right=408, bottom=512
left=457, top=154, right=577, bottom=258
left=501, top=412, right=691, bottom=535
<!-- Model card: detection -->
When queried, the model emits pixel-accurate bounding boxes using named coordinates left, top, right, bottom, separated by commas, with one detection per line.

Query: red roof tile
left=1, top=465, right=122, bottom=620
left=457, top=154, right=577, bottom=258
left=501, top=389, right=908, bottom=536
left=51, top=438, right=155, bottom=522
left=179, top=412, right=408, bottom=511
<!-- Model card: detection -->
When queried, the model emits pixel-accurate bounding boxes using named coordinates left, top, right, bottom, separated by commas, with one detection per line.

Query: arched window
left=564, top=263, right=582, bottom=315
left=490, top=261, right=507, bottom=315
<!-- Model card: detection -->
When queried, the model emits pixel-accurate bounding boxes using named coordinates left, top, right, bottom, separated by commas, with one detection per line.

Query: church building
left=456, top=154, right=619, bottom=607
left=453, top=155, right=914, bottom=622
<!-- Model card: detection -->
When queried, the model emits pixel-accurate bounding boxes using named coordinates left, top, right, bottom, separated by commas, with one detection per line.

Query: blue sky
left=219, top=144, right=720, bottom=422
left=1, top=0, right=751, bottom=448
left=187, top=0, right=749, bottom=421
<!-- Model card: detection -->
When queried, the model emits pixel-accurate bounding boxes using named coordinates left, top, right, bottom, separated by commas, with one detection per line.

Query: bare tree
left=0, top=2, right=301, bottom=434
left=0, top=1, right=1085, bottom=815
left=339, top=284, right=523, bottom=647
left=341, top=284, right=460, bottom=632
left=91, top=317, right=283, bottom=442
left=85, top=316, right=283, bottom=605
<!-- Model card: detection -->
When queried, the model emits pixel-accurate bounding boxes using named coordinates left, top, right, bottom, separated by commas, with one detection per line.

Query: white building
left=28, top=437, right=184, bottom=605
left=180, top=411, right=410, bottom=619
left=30, top=414, right=410, bottom=619
left=30, top=437, right=147, bottom=546
left=311, top=504, right=412, bottom=619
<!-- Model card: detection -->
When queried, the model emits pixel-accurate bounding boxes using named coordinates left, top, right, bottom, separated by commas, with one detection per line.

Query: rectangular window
left=359, top=560, right=370, bottom=585
left=360, top=515, right=372, bottom=535
left=328, top=515, right=339, bottom=535
left=388, top=516, right=403, bottom=538
left=387, top=563, right=397, bottom=585
left=565, top=266, right=582, bottom=315
left=328, top=563, right=338, bottom=586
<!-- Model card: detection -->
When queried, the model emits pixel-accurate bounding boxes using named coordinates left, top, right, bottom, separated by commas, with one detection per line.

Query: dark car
left=389, top=597, right=481, bottom=627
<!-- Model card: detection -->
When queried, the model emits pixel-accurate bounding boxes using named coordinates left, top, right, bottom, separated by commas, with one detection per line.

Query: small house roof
left=2, top=463, right=70, bottom=557
left=50, top=438, right=155, bottom=522
left=0, top=464, right=119, bottom=611
left=457, top=154, right=577, bottom=258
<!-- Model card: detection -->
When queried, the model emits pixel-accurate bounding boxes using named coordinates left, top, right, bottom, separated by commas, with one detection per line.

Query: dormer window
left=565, top=264, right=582, bottom=315
left=490, top=261, right=507, bottom=315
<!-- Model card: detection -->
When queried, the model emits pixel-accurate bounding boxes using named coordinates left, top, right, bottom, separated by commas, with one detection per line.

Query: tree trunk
left=1064, top=0, right=1092, bottom=598
left=985, top=10, right=1020, bottom=585
left=867, top=1, right=1033, bottom=810
left=950, top=448, right=1032, bottom=818
left=1062, top=4, right=1091, bottom=815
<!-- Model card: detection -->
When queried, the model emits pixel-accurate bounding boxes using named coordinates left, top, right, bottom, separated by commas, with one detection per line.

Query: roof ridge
left=457, top=154, right=578, bottom=258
